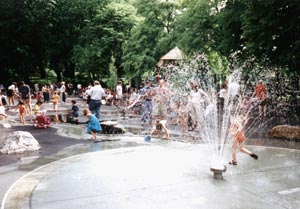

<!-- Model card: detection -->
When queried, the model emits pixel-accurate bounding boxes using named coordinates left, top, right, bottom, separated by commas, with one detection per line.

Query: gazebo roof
left=160, top=47, right=185, bottom=60
left=157, top=47, right=185, bottom=67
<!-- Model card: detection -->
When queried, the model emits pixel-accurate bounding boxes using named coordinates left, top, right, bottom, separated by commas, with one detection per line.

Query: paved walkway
left=2, top=141, right=300, bottom=209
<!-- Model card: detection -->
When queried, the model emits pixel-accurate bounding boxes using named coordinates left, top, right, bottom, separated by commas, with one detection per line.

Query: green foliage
left=122, top=0, right=180, bottom=81
left=0, top=0, right=54, bottom=83
left=0, top=0, right=299, bottom=94
left=173, top=0, right=219, bottom=54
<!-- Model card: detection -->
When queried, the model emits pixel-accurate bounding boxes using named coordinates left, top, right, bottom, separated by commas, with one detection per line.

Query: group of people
left=125, top=76, right=268, bottom=165
left=0, top=77, right=268, bottom=164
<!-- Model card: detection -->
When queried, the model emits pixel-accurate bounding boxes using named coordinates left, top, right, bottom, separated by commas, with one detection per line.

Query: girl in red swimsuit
left=17, top=101, right=27, bottom=125
left=229, top=114, right=258, bottom=165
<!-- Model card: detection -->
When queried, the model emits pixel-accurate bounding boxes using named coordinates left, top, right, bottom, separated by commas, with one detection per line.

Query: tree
left=122, top=0, right=180, bottom=83
left=0, top=0, right=54, bottom=83
left=72, top=0, right=134, bottom=82
left=173, top=0, right=220, bottom=55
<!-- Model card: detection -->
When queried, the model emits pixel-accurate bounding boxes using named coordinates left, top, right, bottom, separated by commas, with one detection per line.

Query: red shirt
left=255, top=84, right=267, bottom=100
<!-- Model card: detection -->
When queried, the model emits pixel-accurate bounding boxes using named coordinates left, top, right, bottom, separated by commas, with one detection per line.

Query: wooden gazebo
left=156, top=47, right=185, bottom=67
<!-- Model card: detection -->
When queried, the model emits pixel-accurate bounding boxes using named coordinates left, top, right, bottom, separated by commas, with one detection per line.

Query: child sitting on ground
left=150, top=117, right=170, bottom=139
left=33, top=101, right=43, bottom=115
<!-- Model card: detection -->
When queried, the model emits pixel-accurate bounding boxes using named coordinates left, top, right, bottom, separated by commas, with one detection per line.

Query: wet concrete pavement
left=3, top=142, right=300, bottom=209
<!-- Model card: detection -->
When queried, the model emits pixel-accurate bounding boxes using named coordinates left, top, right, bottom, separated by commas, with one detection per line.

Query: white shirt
left=116, top=85, right=122, bottom=97
left=60, top=85, right=66, bottom=93
left=219, top=88, right=227, bottom=98
left=190, top=89, right=207, bottom=104
left=228, top=82, right=240, bottom=97
left=89, top=85, right=105, bottom=100
left=8, top=84, right=15, bottom=91
left=190, top=90, right=201, bottom=104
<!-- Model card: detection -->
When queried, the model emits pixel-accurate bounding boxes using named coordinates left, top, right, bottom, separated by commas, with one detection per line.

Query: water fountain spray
left=165, top=53, right=254, bottom=179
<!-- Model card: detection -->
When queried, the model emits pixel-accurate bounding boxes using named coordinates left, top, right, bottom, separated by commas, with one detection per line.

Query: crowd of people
left=0, top=76, right=267, bottom=162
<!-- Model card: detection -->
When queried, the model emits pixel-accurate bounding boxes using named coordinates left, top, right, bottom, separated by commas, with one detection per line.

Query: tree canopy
left=0, top=0, right=299, bottom=93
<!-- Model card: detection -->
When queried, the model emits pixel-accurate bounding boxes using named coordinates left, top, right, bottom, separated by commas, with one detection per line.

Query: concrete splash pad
left=2, top=139, right=300, bottom=209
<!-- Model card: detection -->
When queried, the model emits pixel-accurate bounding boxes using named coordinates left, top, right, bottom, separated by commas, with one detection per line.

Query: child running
left=83, top=108, right=102, bottom=141
left=229, top=114, right=258, bottom=165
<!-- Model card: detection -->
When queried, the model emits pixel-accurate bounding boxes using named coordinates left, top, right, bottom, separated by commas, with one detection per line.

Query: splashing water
left=165, top=53, right=266, bottom=170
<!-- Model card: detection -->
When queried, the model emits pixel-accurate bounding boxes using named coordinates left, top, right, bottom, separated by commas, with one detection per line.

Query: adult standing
left=7, top=82, right=17, bottom=106
left=152, top=79, right=171, bottom=124
left=19, top=81, right=32, bottom=114
left=227, top=80, right=241, bottom=108
left=34, top=83, right=40, bottom=95
left=140, top=80, right=153, bottom=127
left=254, top=80, right=268, bottom=117
left=151, top=79, right=171, bottom=138
left=67, top=82, right=73, bottom=96
left=42, top=84, right=50, bottom=103
left=88, top=80, right=105, bottom=119
left=189, top=83, right=208, bottom=130
left=115, top=80, right=123, bottom=107
left=60, top=82, right=66, bottom=104
left=218, top=83, right=228, bottom=120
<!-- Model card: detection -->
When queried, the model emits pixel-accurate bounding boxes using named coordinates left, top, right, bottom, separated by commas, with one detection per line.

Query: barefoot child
left=83, top=108, right=102, bottom=141
left=16, top=101, right=26, bottom=125
left=52, top=91, right=59, bottom=111
left=229, top=114, right=258, bottom=165
left=150, top=118, right=170, bottom=139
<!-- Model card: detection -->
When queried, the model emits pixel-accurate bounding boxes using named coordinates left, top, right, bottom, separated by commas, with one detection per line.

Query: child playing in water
left=83, top=108, right=102, bottom=141
left=71, top=100, right=79, bottom=123
left=16, top=100, right=26, bottom=125
left=33, top=101, right=43, bottom=115
left=229, top=114, right=258, bottom=165
left=150, top=117, right=170, bottom=139
left=52, top=91, right=59, bottom=111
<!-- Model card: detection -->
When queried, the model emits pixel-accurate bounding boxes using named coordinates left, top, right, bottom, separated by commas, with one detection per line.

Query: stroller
left=34, top=111, right=51, bottom=128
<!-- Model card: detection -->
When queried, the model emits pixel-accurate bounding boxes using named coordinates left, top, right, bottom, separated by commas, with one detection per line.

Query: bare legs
left=230, top=141, right=258, bottom=165
left=258, top=104, right=267, bottom=117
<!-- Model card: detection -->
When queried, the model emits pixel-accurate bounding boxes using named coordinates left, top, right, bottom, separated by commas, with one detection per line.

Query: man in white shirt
left=88, top=80, right=105, bottom=119
left=60, top=82, right=66, bottom=103
left=115, top=80, right=123, bottom=107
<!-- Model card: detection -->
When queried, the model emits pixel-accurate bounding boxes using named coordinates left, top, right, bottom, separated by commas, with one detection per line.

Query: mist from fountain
left=164, top=54, right=267, bottom=172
